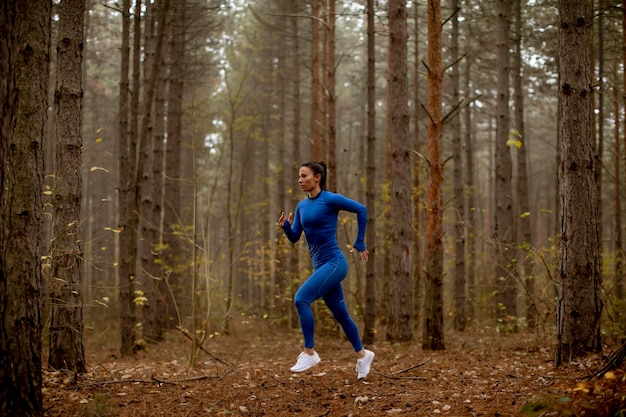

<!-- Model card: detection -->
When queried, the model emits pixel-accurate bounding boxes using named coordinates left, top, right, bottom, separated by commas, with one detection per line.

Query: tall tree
left=289, top=0, right=302, bottom=330
left=612, top=55, right=623, bottom=304
left=423, top=0, right=445, bottom=350
left=463, top=56, right=477, bottom=325
left=48, top=0, right=87, bottom=372
left=0, top=0, right=51, bottom=414
left=387, top=0, right=413, bottom=343
left=494, top=0, right=517, bottom=326
left=411, top=0, right=423, bottom=337
left=142, top=0, right=163, bottom=342
left=450, top=0, right=466, bottom=332
left=273, top=0, right=288, bottom=326
left=118, top=0, right=136, bottom=356
left=137, top=0, right=168, bottom=342
left=556, top=0, right=602, bottom=365
left=620, top=0, right=626, bottom=301
left=326, top=0, right=337, bottom=190
left=162, top=0, right=186, bottom=329
left=363, top=0, right=377, bottom=344
left=593, top=0, right=603, bottom=280
left=311, top=0, right=321, bottom=160
left=513, top=0, right=535, bottom=329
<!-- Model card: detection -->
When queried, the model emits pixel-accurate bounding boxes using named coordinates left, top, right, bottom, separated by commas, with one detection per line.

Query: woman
left=279, top=161, right=375, bottom=379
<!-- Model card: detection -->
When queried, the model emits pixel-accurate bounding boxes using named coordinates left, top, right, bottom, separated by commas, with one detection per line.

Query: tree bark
left=411, top=0, right=423, bottom=338
left=118, top=0, right=135, bottom=357
left=612, top=55, right=623, bottom=305
left=463, top=56, right=477, bottom=326
left=162, top=0, right=186, bottom=330
left=513, top=0, right=535, bottom=329
left=423, top=0, right=445, bottom=350
left=363, top=0, right=377, bottom=345
left=48, top=0, right=87, bottom=372
left=494, top=0, right=517, bottom=326
left=450, top=0, right=466, bottom=333
left=387, top=0, right=413, bottom=343
left=289, top=0, right=302, bottom=330
left=0, top=0, right=51, bottom=414
left=326, top=0, right=336, bottom=191
left=615, top=0, right=626, bottom=300
left=556, top=0, right=602, bottom=365
left=311, top=0, right=321, bottom=160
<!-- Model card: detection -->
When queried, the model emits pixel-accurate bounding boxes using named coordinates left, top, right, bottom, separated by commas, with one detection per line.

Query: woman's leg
left=322, top=279, right=364, bottom=352
left=294, top=257, right=347, bottom=348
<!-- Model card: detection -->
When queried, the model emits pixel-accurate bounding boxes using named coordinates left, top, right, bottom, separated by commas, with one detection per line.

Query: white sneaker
left=356, top=349, right=375, bottom=379
left=290, top=351, right=321, bottom=372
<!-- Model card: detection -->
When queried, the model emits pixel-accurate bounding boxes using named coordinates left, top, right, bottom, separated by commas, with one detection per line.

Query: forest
left=1, top=0, right=625, bottom=416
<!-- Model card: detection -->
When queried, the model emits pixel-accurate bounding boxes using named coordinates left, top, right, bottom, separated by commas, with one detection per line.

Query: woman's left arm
left=331, top=193, right=367, bottom=253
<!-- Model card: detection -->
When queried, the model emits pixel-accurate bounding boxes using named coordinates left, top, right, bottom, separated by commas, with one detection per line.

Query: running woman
left=278, top=161, right=375, bottom=379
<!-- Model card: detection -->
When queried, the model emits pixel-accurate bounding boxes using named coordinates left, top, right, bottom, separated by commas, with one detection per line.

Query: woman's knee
left=294, top=292, right=310, bottom=310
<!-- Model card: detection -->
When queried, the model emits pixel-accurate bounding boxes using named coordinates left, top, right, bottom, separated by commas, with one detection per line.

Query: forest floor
left=43, top=324, right=626, bottom=417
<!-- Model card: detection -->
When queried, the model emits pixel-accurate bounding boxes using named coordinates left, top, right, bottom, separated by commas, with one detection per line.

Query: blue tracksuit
left=282, top=190, right=367, bottom=351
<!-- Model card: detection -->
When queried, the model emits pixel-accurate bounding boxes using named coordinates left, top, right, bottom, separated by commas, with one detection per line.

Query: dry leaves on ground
left=43, top=329, right=625, bottom=416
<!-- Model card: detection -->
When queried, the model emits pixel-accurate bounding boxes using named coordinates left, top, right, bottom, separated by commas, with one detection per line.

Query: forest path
left=43, top=328, right=623, bottom=416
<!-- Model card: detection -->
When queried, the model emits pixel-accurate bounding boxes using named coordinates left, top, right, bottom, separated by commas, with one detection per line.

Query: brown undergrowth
left=43, top=326, right=625, bottom=416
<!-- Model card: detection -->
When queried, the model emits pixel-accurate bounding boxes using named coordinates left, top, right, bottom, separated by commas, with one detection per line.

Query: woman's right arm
left=280, top=207, right=302, bottom=243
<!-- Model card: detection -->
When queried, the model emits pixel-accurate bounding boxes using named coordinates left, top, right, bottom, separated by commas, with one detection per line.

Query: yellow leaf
left=90, top=166, right=109, bottom=173
left=43, top=191, right=52, bottom=195
left=95, top=137, right=103, bottom=143
left=573, top=382, right=590, bottom=393
left=506, top=138, right=522, bottom=149
left=604, top=371, right=616, bottom=380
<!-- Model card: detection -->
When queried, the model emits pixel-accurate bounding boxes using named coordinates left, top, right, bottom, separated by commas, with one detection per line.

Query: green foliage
left=521, top=396, right=574, bottom=417
left=88, top=392, right=112, bottom=417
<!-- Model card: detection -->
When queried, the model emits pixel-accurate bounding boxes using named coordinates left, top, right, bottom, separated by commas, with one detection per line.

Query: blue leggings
left=294, top=256, right=363, bottom=352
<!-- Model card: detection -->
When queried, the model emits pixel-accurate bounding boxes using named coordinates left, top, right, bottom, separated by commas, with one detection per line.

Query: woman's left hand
left=350, top=248, right=369, bottom=262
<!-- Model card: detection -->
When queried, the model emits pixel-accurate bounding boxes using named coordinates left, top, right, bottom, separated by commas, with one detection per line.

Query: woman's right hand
left=279, top=211, right=293, bottom=226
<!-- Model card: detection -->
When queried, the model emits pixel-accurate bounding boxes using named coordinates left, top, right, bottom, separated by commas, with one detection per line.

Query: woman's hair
left=301, top=161, right=327, bottom=190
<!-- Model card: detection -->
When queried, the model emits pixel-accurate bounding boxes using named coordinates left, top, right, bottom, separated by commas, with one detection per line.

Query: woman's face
left=298, top=166, right=320, bottom=193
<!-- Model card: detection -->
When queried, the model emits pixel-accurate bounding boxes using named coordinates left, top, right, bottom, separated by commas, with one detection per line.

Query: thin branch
left=391, top=361, right=429, bottom=375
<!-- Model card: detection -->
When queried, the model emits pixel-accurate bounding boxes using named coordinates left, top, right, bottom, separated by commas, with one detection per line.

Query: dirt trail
left=43, top=330, right=625, bottom=416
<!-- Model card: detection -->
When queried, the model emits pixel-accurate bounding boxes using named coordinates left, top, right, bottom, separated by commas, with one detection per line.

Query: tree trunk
left=494, top=0, right=517, bottom=326
left=411, top=0, right=423, bottom=338
left=0, top=0, right=51, bottom=414
left=163, top=0, right=186, bottom=329
left=137, top=0, right=168, bottom=343
left=423, top=0, right=445, bottom=350
left=450, top=0, right=466, bottom=333
left=612, top=55, right=623, bottom=305
left=326, top=0, right=336, bottom=191
left=289, top=0, right=301, bottom=330
left=387, top=0, right=413, bottom=343
left=123, top=0, right=142, bottom=352
left=274, top=5, right=287, bottom=326
left=463, top=56, right=477, bottom=326
left=363, top=0, right=377, bottom=345
left=48, top=0, right=87, bottom=372
left=620, top=0, right=626, bottom=301
left=142, top=0, right=164, bottom=343
left=513, top=0, right=535, bottom=329
left=118, top=0, right=136, bottom=357
left=311, top=0, right=321, bottom=160
left=556, top=0, right=602, bottom=365
left=593, top=0, right=603, bottom=282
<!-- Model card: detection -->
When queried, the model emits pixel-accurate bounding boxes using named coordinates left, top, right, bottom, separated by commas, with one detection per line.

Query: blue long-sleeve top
left=282, top=190, right=367, bottom=269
